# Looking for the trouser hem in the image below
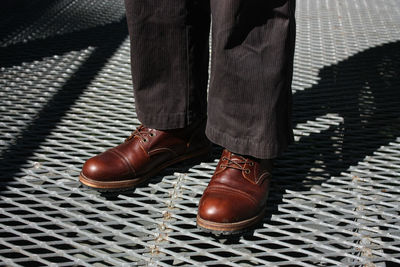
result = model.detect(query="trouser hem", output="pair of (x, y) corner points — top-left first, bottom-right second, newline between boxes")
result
(137, 110), (204, 130)
(205, 124), (293, 159)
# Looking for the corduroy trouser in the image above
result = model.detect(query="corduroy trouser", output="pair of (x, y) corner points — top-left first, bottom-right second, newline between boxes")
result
(124, 0), (296, 159)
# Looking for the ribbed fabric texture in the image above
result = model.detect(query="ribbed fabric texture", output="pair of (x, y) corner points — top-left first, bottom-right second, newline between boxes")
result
(124, 0), (296, 159)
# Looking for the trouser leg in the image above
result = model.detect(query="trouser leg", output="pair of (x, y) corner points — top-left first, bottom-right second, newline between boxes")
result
(124, 0), (210, 129)
(206, 0), (296, 159)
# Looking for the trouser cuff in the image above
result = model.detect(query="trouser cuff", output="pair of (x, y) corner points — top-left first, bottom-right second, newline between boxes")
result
(205, 124), (293, 159)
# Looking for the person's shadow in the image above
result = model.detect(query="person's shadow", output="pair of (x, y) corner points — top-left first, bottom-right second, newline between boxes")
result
(199, 41), (400, 240)
(283, 40), (400, 186)
(0, 13), (128, 190)
(1, 2), (399, 244)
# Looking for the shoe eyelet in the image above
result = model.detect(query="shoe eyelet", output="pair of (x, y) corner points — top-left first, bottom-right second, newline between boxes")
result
(249, 162), (254, 166)
(143, 138), (148, 142)
(150, 133), (155, 137)
(245, 169), (251, 174)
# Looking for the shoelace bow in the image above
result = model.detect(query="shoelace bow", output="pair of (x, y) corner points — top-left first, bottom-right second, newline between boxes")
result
(125, 125), (155, 142)
(221, 154), (253, 174)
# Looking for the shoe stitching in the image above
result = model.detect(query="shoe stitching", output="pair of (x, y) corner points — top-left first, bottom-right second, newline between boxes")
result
(148, 147), (178, 157)
(109, 149), (137, 176)
(205, 184), (258, 206)
(257, 171), (272, 185)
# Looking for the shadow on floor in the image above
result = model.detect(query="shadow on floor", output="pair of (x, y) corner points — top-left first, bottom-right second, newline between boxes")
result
(0, 1), (399, 244)
(0, 6), (129, 190)
(204, 41), (400, 240)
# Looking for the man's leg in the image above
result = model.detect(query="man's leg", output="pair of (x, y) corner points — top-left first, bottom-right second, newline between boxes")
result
(197, 0), (296, 233)
(206, 0), (296, 159)
(125, 0), (210, 129)
(79, 0), (212, 191)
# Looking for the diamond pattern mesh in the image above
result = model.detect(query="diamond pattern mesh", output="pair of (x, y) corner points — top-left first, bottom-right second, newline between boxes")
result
(1, 0), (400, 266)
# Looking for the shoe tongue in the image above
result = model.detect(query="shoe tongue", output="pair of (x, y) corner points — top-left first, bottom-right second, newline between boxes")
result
(226, 153), (247, 169)
(139, 125), (151, 132)
(230, 153), (243, 161)
(228, 151), (247, 162)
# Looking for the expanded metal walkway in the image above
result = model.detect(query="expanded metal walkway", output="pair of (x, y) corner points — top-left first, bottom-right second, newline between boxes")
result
(1, 0), (400, 266)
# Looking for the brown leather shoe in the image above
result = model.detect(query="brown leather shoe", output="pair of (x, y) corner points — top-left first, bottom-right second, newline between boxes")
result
(79, 120), (211, 191)
(197, 149), (273, 234)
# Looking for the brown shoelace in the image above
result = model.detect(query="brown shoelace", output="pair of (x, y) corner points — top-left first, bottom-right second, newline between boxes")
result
(125, 125), (155, 142)
(220, 154), (253, 174)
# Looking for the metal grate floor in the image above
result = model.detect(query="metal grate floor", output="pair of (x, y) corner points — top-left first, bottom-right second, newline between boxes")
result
(1, 0), (400, 266)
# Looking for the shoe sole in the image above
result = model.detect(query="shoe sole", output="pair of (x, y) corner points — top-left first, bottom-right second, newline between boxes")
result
(79, 145), (212, 192)
(196, 206), (267, 235)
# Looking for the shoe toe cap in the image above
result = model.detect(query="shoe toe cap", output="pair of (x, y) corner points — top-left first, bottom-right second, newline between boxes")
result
(81, 156), (108, 181)
(198, 189), (257, 224)
(81, 152), (130, 182)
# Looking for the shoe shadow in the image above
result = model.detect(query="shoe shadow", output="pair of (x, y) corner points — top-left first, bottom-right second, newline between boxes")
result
(199, 41), (400, 240)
